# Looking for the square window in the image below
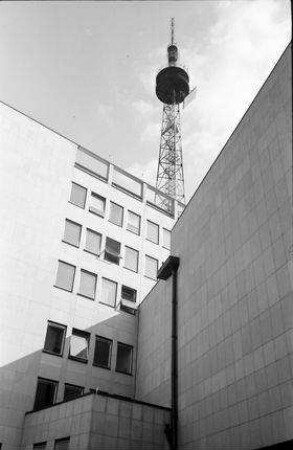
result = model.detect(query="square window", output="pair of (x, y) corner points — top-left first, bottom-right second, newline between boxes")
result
(145, 255), (158, 280)
(54, 438), (70, 450)
(85, 229), (101, 255)
(63, 383), (84, 401)
(127, 211), (141, 235)
(104, 237), (121, 265)
(79, 270), (97, 299)
(120, 286), (137, 315)
(93, 336), (112, 369)
(69, 329), (90, 362)
(124, 246), (139, 272)
(109, 202), (124, 227)
(89, 192), (106, 217)
(101, 278), (117, 308)
(55, 261), (75, 292)
(147, 220), (159, 244)
(34, 377), (58, 411)
(43, 321), (66, 356)
(115, 343), (133, 375)
(163, 228), (171, 249)
(33, 443), (47, 449)
(63, 219), (82, 247)
(69, 182), (87, 208)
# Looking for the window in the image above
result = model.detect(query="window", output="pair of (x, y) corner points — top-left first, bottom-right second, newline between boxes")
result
(145, 255), (158, 280)
(69, 182), (87, 208)
(34, 378), (58, 410)
(93, 336), (112, 369)
(120, 286), (137, 315)
(55, 261), (75, 292)
(89, 192), (106, 217)
(127, 211), (141, 235)
(69, 329), (90, 363)
(54, 438), (70, 450)
(63, 219), (82, 247)
(124, 246), (139, 272)
(147, 220), (159, 244)
(104, 237), (121, 265)
(79, 270), (97, 299)
(109, 202), (124, 227)
(63, 383), (84, 401)
(101, 278), (117, 308)
(163, 228), (171, 249)
(33, 443), (47, 449)
(115, 343), (133, 375)
(43, 321), (66, 356)
(85, 229), (101, 255)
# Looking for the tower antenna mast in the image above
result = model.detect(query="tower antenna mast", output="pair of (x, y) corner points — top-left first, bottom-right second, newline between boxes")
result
(155, 18), (189, 208)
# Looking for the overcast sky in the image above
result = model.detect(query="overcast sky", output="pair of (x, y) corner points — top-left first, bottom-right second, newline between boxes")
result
(0, 0), (291, 200)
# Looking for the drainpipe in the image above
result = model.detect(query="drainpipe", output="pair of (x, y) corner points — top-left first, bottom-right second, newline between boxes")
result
(157, 255), (180, 450)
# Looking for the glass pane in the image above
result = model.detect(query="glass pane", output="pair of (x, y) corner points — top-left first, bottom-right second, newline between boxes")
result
(116, 344), (132, 374)
(121, 286), (136, 302)
(64, 220), (81, 247)
(34, 379), (56, 410)
(113, 168), (142, 197)
(54, 438), (70, 450)
(79, 271), (96, 298)
(124, 247), (138, 272)
(147, 221), (159, 244)
(64, 384), (84, 401)
(101, 278), (117, 307)
(76, 148), (109, 180)
(163, 228), (171, 249)
(33, 444), (47, 449)
(55, 262), (75, 291)
(90, 193), (105, 217)
(145, 256), (158, 279)
(44, 324), (65, 355)
(70, 334), (89, 360)
(109, 202), (123, 227)
(127, 211), (140, 235)
(70, 183), (87, 208)
(104, 238), (121, 265)
(85, 230), (101, 255)
(94, 338), (112, 368)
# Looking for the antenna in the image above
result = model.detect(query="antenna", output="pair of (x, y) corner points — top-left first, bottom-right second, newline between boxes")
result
(170, 17), (175, 45)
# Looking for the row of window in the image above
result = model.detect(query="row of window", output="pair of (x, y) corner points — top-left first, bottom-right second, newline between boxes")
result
(63, 219), (159, 277)
(33, 437), (69, 450)
(55, 260), (138, 312)
(43, 320), (133, 373)
(70, 181), (171, 247)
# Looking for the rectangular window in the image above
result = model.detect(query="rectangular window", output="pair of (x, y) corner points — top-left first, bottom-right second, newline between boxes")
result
(54, 438), (70, 450)
(104, 237), (121, 265)
(120, 286), (137, 315)
(101, 278), (117, 308)
(93, 336), (112, 369)
(69, 329), (90, 363)
(79, 270), (97, 299)
(109, 201), (124, 227)
(55, 261), (75, 292)
(124, 246), (139, 272)
(163, 228), (171, 249)
(33, 443), (47, 449)
(34, 378), (58, 411)
(147, 220), (159, 244)
(69, 182), (87, 208)
(63, 219), (82, 247)
(127, 211), (140, 235)
(89, 192), (106, 217)
(115, 343), (133, 375)
(43, 321), (66, 356)
(85, 229), (101, 255)
(63, 383), (84, 402)
(145, 255), (158, 280)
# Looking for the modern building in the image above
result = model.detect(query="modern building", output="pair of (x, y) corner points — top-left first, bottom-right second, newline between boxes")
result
(0, 42), (291, 450)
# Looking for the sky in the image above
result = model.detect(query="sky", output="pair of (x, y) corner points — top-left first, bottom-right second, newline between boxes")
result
(0, 0), (291, 201)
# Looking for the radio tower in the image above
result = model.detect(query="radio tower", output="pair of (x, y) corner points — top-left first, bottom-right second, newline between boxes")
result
(155, 18), (189, 206)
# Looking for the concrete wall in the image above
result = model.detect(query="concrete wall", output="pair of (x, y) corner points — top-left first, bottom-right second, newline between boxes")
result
(137, 43), (292, 450)
(21, 393), (170, 450)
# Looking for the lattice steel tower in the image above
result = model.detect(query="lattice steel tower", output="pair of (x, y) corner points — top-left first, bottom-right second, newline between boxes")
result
(155, 19), (189, 205)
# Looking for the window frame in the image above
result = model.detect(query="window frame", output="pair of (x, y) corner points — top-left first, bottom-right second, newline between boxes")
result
(89, 192), (106, 218)
(54, 260), (76, 293)
(34, 377), (58, 411)
(120, 286), (137, 315)
(115, 342), (133, 376)
(78, 269), (97, 300)
(146, 220), (160, 245)
(144, 255), (158, 280)
(63, 383), (84, 402)
(43, 321), (67, 357)
(100, 277), (118, 308)
(126, 210), (141, 235)
(93, 335), (113, 370)
(123, 246), (139, 273)
(68, 328), (90, 364)
(104, 237), (121, 265)
(69, 182), (87, 209)
(109, 201), (124, 227)
(84, 228), (102, 256)
(63, 219), (82, 248)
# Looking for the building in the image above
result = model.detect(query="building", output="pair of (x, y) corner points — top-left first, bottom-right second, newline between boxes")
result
(0, 42), (291, 450)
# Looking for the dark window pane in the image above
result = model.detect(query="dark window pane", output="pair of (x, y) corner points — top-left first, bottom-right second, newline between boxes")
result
(33, 443), (47, 449)
(54, 438), (70, 450)
(34, 378), (57, 410)
(44, 322), (66, 355)
(94, 337), (112, 368)
(115, 343), (133, 375)
(104, 237), (121, 265)
(63, 384), (84, 401)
